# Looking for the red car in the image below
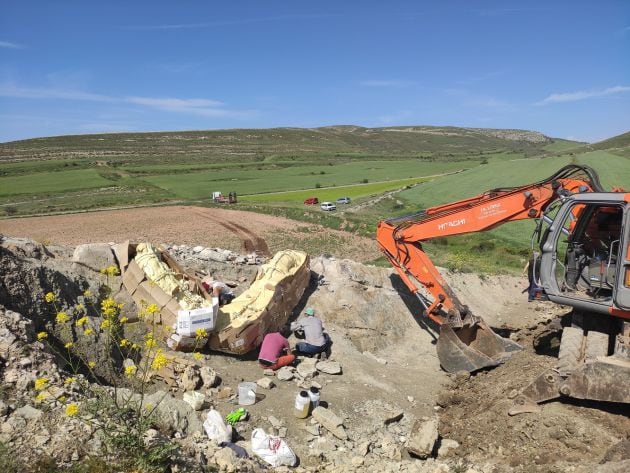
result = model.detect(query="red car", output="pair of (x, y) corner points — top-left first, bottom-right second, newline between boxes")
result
(304, 197), (319, 205)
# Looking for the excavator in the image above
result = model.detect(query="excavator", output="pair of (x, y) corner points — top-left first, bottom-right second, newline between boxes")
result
(376, 164), (630, 413)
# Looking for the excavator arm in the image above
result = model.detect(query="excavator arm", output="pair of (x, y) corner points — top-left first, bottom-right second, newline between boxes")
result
(376, 165), (602, 372)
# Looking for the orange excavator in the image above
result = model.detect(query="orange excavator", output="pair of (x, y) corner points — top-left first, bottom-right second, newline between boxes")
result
(376, 164), (630, 412)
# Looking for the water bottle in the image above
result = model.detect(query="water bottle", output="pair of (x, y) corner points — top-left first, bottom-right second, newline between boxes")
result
(294, 390), (310, 419)
(307, 386), (320, 411)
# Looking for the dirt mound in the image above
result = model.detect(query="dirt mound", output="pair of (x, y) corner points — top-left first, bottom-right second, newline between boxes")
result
(438, 322), (630, 472)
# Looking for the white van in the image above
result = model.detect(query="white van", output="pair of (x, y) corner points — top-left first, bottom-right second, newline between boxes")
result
(320, 202), (337, 211)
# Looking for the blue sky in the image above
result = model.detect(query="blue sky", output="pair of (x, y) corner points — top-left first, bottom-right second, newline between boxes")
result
(1, 0), (628, 143)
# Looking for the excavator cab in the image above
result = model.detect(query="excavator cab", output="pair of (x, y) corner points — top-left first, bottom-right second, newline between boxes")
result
(509, 194), (630, 414)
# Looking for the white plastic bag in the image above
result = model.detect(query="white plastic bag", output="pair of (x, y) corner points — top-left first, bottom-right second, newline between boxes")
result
(251, 428), (297, 467)
(203, 409), (232, 445)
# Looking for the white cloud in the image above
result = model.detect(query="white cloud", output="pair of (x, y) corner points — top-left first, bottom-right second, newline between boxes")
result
(0, 83), (113, 101)
(0, 41), (25, 49)
(536, 86), (630, 105)
(360, 80), (416, 88)
(0, 82), (257, 119)
(125, 14), (336, 30)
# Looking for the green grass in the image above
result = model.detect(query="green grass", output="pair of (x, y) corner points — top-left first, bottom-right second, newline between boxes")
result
(387, 150), (630, 272)
(141, 160), (472, 200)
(240, 176), (447, 203)
(0, 169), (114, 198)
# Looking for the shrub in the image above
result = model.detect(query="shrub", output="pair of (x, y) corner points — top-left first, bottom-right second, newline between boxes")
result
(34, 266), (202, 472)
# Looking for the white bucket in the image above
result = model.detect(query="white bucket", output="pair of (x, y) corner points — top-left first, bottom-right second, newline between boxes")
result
(238, 382), (257, 406)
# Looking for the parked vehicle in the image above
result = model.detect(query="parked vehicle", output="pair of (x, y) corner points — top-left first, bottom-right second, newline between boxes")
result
(336, 197), (351, 204)
(304, 197), (319, 205)
(320, 202), (336, 211)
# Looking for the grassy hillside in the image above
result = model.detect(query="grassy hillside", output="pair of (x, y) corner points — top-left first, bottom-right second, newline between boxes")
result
(0, 125), (562, 165)
(0, 125), (581, 216)
(2, 125), (628, 276)
(391, 150), (630, 273)
(590, 131), (630, 158)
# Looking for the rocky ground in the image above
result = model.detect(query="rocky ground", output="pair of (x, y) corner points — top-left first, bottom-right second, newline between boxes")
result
(0, 207), (629, 473)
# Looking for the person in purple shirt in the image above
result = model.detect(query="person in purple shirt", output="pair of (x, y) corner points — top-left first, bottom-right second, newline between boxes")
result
(258, 325), (296, 370)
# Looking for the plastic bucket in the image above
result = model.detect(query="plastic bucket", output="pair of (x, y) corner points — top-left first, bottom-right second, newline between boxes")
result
(238, 382), (257, 406)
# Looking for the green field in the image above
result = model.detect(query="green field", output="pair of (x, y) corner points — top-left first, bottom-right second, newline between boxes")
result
(1, 126), (627, 274)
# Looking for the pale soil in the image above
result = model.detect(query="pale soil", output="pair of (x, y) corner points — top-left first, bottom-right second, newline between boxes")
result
(2, 206), (628, 471)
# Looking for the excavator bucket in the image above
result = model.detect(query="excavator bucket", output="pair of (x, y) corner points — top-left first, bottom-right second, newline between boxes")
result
(436, 318), (522, 373)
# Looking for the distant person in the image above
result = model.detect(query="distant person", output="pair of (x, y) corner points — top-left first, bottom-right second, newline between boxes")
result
(202, 277), (235, 306)
(258, 325), (296, 370)
(291, 307), (331, 358)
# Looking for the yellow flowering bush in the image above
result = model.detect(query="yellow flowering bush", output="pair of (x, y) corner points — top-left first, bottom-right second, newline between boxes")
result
(36, 269), (178, 470)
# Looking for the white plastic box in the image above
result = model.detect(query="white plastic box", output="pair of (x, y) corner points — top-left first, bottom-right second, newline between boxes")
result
(176, 304), (217, 337)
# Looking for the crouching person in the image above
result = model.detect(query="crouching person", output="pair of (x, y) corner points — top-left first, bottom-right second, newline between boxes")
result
(258, 325), (296, 370)
(291, 307), (331, 358)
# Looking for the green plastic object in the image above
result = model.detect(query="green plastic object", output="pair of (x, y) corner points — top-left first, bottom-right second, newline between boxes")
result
(225, 407), (247, 425)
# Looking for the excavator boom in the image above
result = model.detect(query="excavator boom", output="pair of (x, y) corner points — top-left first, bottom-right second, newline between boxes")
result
(376, 165), (603, 372)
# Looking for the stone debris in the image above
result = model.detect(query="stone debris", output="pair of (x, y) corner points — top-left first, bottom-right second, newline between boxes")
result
(179, 366), (202, 391)
(183, 391), (206, 411)
(312, 406), (347, 440)
(199, 366), (219, 388)
(297, 358), (319, 378)
(406, 416), (439, 459)
(276, 366), (295, 381)
(257, 377), (275, 390)
(315, 360), (342, 375)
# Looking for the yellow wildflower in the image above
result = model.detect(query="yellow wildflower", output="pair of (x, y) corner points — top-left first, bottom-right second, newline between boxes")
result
(145, 333), (156, 349)
(195, 328), (208, 340)
(84, 328), (94, 336)
(146, 303), (159, 314)
(124, 365), (137, 377)
(64, 342), (73, 349)
(65, 403), (79, 417)
(58, 395), (66, 402)
(75, 316), (88, 327)
(103, 265), (120, 276)
(35, 378), (49, 391)
(83, 289), (91, 297)
(45, 292), (56, 303)
(37, 332), (48, 341)
(145, 403), (154, 411)
(101, 298), (118, 318)
(75, 303), (84, 311)
(88, 361), (96, 369)
(151, 350), (169, 370)
(100, 319), (112, 330)
(193, 352), (202, 361)
(120, 338), (129, 347)
(64, 377), (77, 385)
(119, 316), (128, 324)
(35, 392), (48, 402)
(131, 343), (140, 350)
(56, 311), (69, 324)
